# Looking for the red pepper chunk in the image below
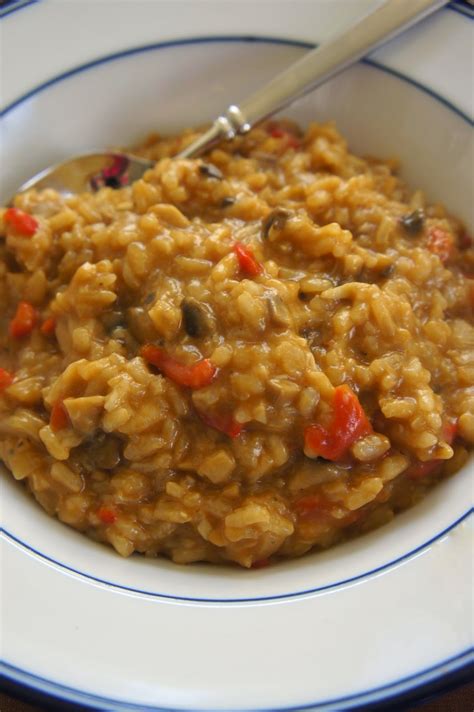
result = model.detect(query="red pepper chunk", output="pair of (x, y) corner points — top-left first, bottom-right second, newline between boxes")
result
(427, 227), (454, 263)
(294, 494), (330, 520)
(141, 344), (217, 389)
(40, 317), (56, 336)
(97, 506), (118, 525)
(234, 242), (263, 277)
(405, 418), (457, 480)
(0, 368), (14, 391)
(304, 385), (372, 461)
(269, 126), (301, 150)
(4, 207), (38, 236)
(50, 400), (69, 431)
(443, 419), (458, 445)
(199, 411), (243, 438)
(251, 558), (270, 569)
(405, 460), (442, 480)
(9, 301), (38, 339)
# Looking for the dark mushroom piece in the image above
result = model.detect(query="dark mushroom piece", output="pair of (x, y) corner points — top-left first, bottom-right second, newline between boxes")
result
(143, 292), (156, 305)
(4, 251), (22, 273)
(199, 163), (223, 180)
(380, 264), (395, 279)
(262, 208), (291, 240)
(94, 436), (123, 470)
(102, 310), (126, 333)
(266, 293), (291, 327)
(181, 298), (216, 338)
(126, 307), (157, 342)
(299, 325), (323, 350)
(83, 433), (123, 471)
(400, 208), (425, 235)
(220, 196), (236, 208)
(252, 151), (279, 165)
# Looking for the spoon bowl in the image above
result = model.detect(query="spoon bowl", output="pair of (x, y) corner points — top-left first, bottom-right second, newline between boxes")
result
(14, 152), (154, 197)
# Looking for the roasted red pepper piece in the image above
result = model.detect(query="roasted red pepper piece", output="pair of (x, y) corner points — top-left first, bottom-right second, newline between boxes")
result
(141, 344), (217, 389)
(4, 207), (39, 236)
(97, 506), (118, 525)
(304, 385), (372, 461)
(0, 368), (14, 391)
(251, 558), (270, 569)
(9, 301), (38, 339)
(234, 242), (263, 277)
(40, 317), (56, 336)
(269, 126), (301, 150)
(405, 460), (442, 480)
(443, 419), (458, 445)
(427, 227), (454, 263)
(405, 418), (457, 480)
(199, 411), (243, 438)
(294, 494), (331, 520)
(50, 400), (69, 431)
(459, 232), (472, 250)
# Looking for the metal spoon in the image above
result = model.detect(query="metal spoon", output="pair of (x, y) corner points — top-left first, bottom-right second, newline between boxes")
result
(11, 0), (446, 198)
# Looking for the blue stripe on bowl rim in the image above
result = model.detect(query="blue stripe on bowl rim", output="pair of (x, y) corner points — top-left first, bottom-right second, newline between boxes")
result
(0, 0), (473, 21)
(1, 33), (473, 711)
(448, 0), (474, 19)
(0, 0), (38, 19)
(2, 508), (473, 603)
(1, 36), (473, 122)
(1, 649), (473, 711)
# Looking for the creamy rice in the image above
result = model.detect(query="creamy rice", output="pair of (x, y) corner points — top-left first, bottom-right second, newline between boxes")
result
(1, 119), (472, 567)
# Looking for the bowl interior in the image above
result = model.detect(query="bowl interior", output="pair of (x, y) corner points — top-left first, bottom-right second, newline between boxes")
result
(1, 38), (472, 600)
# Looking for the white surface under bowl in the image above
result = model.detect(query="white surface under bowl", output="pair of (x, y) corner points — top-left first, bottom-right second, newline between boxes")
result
(1, 2), (473, 711)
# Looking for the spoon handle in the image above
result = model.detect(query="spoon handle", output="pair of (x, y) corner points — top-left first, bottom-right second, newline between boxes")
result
(178, 0), (447, 159)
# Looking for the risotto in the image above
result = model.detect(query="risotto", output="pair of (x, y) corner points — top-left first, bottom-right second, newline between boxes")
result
(1, 120), (473, 567)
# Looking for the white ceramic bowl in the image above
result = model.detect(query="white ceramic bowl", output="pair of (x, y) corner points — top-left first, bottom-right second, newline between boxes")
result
(1, 1), (473, 710)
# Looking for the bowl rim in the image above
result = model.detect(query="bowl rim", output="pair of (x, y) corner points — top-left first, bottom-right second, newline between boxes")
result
(1, 33), (472, 604)
(1, 510), (471, 603)
(2, 650), (473, 711)
(1, 0), (473, 21)
(1, 35), (473, 125)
